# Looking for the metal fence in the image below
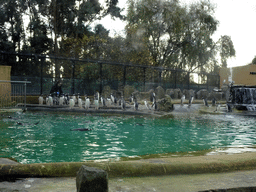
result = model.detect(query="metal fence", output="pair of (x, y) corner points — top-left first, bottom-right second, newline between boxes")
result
(0, 80), (31, 109)
(1, 51), (220, 96)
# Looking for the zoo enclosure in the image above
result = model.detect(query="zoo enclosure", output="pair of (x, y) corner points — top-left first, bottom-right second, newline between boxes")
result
(0, 80), (31, 109)
(1, 51), (220, 96)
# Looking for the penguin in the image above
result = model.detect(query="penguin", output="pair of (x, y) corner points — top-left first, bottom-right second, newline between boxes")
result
(59, 94), (64, 106)
(94, 92), (99, 110)
(144, 100), (151, 110)
(101, 96), (106, 107)
(181, 95), (185, 106)
(69, 97), (75, 109)
(78, 96), (83, 109)
(72, 94), (77, 104)
(121, 96), (126, 110)
(106, 98), (111, 107)
(203, 97), (209, 107)
(39, 95), (44, 105)
(212, 97), (216, 106)
(134, 96), (139, 111)
(64, 93), (69, 105)
(188, 96), (194, 108)
(85, 96), (90, 110)
(48, 94), (53, 106)
(129, 94), (134, 103)
(151, 94), (157, 110)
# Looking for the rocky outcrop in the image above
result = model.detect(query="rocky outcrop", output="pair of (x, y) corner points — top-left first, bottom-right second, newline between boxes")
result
(76, 165), (108, 192)
(157, 95), (174, 112)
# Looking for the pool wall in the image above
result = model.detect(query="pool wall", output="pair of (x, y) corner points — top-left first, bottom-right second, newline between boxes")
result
(1, 153), (256, 179)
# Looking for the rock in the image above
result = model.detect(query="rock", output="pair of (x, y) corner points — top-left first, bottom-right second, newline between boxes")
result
(156, 86), (165, 99)
(197, 89), (209, 99)
(102, 86), (112, 98)
(157, 95), (174, 112)
(173, 89), (182, 99)
(183, 89), (195, 99)
(124, 85), (136, 99)
(76, 165), (108, 192)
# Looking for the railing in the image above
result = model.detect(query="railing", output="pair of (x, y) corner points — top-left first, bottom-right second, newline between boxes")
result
(0, 80), (31, 110)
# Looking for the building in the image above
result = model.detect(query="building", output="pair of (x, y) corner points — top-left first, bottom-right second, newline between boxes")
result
(219, 64), (256, 88)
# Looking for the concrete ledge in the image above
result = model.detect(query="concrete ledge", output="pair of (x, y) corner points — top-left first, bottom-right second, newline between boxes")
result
(1, 153), (256, 179)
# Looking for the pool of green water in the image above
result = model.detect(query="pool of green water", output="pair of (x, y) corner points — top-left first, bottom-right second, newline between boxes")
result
(1, 111), (256, 164)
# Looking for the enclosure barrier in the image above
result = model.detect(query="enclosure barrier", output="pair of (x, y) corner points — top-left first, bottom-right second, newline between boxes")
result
(0, 80), (31, 110)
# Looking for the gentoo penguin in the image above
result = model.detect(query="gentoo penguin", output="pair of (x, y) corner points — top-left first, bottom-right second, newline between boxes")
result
(78, 96), (83, 109)
(144, 100), (151, 110)
(203, 97), (209, 107)
(85, 96), (90, 110)
(151, 93), (157, 110)
(188, 96), (194, 108)
(39, 95), (44, 105)
(94, 92), (100, 110)
(134, 96), (139, 111)
(69, 97), (75, 109)
(121, 96), (126, 110)
(59, 94), (64, 106)
(181, 95), (185, 106)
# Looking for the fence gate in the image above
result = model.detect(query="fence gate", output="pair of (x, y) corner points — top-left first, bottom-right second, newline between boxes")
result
(0, 80), (31, 110)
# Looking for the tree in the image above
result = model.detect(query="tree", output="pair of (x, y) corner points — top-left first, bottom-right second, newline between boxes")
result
(252, 56), (256, 64)
(125, 0), (219, 73)
(218, 35), (236, 68)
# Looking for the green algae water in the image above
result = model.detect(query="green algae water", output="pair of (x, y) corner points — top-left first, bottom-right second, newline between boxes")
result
(1, 111), (256, 164)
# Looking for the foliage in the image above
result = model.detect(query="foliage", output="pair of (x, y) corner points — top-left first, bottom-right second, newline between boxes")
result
(125, 0), (234, 74)
(252, 56), (256, 64)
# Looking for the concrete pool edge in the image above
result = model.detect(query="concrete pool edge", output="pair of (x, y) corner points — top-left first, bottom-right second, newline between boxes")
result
(1, 152), (256, 179)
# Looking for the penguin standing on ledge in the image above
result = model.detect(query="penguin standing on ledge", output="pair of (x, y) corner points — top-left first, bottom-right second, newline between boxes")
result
(181, 95), (185, 106)
(134, 95), (139, 111)
(188, 96), (194, 108)
(151, 93), (157, 110)
(121, 96), (126, 110)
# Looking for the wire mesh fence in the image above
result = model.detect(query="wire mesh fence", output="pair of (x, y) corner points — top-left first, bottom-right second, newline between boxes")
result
(0, 80), (31, 108)
(1, 52), (220, 96)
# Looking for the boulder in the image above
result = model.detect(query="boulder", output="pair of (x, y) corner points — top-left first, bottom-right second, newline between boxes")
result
(166, 89), (174, 98)
(156, 86), (165, 99)
(76, 165), (108, 192)
(157, 95), (174, 112)
(197, 89), (209, 99)
(183, 89), (195, 99)
(173, 89), (182, 99)
(124, 85), (136, 99)
(102, 86), (112, 98)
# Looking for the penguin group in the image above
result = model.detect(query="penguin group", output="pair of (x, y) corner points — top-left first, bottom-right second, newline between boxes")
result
(38, 91), (159, 111)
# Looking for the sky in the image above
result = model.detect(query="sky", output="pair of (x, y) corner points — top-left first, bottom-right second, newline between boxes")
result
(96, 0), (256, 68)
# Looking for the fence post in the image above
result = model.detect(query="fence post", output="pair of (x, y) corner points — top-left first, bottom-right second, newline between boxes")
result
(40, 56), (45, 95)
(123, 65), (126, 87)
(187, 72), (190, 90)
(99, 63), (103, 94)
(158, 69), (162, 87)
(143, 67), (146, 91)
(72, 60), (75, 94)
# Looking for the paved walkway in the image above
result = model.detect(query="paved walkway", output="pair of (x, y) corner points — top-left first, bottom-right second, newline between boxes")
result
(1, 170), (256, 192)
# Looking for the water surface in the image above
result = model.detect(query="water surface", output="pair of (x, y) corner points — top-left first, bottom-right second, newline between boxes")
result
(1, 112), (256, 164)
